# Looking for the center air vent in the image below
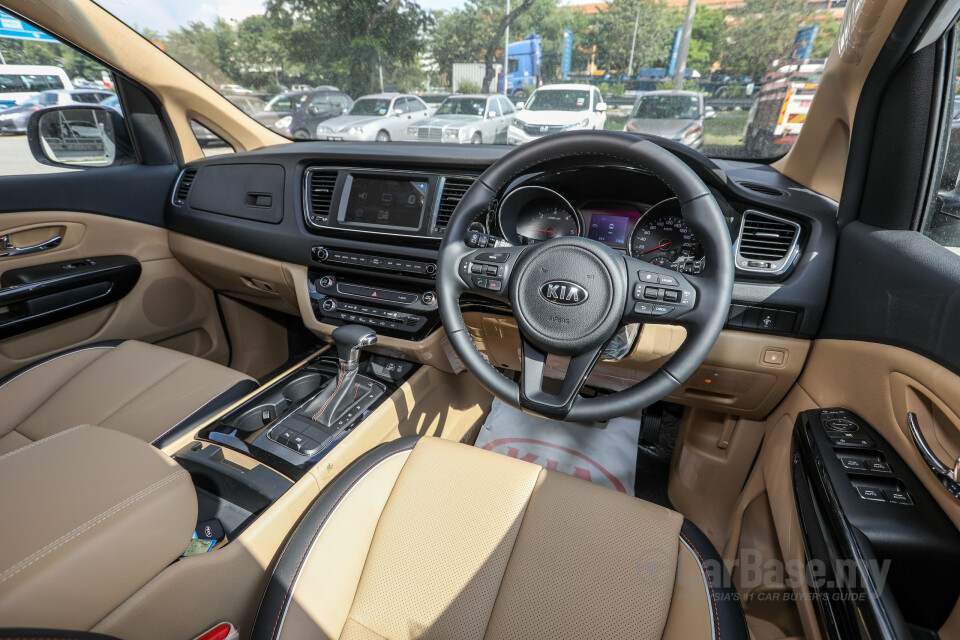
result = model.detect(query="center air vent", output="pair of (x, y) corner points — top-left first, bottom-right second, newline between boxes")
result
(736, 211), (801, 274)
(436, 176), (476, 228)
(172, 168), (197, 206)
(306, 169), (338, 223)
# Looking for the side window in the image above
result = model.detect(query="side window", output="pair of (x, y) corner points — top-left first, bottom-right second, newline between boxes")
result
(925, 25), (960, 249)
(407, 98), (423, 113)
(501, 97), (515, 114)
(331, 95), (349, 112)
(0, 18), (121, 176)
(488, 99), (501, 117)
(593, 88), (603, 108)
(394, 98), (409, 114)
(191, 120), (234, 158)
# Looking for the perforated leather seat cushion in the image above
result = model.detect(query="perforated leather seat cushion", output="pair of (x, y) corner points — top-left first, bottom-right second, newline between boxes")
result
(253, 436), (748, 640)
(0, 340), (256, 454)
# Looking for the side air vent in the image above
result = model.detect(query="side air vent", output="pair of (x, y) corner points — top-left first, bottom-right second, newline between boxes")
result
(306, 170), (338, 221)
(436, 176), (476, 228)
(737, 181), (786, 197)
(735, 211), (801, 275)
(172, 168), (197, 206)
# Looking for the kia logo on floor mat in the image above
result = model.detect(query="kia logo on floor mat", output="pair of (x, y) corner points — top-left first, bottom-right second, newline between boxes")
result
(539, 281), (588, 305)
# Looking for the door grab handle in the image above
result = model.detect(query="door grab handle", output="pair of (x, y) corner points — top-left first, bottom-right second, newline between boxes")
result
(907, 411), (960, 497)
(0, 234), (63, 258)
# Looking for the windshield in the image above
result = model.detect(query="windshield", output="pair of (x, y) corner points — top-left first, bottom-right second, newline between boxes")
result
(91, 0), (843, 159)
(350, 99), (392, 116)
(633, 95), (699, 119)
(525, 90), (590, 112)
(436, 97), (485, 117)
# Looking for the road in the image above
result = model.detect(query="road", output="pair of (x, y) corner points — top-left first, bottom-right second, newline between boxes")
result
(0, 135), (71, 176)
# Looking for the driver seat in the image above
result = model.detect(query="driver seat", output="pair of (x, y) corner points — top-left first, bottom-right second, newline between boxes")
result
(251, 436), (749, 640)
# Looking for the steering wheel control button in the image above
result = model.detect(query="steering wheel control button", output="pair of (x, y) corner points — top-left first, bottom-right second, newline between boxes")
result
(487, 279), (502, 292)
(471, 264), (483, 274)
(663, 289), (681, 303)
(472, 276), (487, 289)
(634, 302), (654, 315)
(638, 271), (659, 283)
(476, 251), (509, 263)
(658, 275), (679, 287)
(485, 266), (498, 276)
(651, 304), (673, 316)
(643, 286), (659, 300)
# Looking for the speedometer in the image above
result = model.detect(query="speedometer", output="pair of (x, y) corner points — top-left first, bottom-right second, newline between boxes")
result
(498, 185), (582, 245)
(629, 200), (704, 272)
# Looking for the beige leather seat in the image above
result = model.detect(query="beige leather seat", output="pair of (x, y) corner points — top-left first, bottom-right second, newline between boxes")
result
(251, 436), (749, 640)
(0, 339), (256, 455)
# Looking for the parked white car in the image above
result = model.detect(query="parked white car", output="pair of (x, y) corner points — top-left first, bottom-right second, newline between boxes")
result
(404, 94), (516, 144)
(316, 93), (432, 142)
(507, 84), (606, 145)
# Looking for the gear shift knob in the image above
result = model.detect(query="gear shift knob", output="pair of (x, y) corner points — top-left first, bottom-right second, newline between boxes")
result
(331, 324), (377, 366)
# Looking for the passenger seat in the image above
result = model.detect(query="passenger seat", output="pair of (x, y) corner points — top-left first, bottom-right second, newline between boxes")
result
(0, 340), (257, 455)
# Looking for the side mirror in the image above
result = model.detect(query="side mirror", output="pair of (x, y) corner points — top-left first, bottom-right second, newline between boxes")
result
(596, 102), (608, 112)
(393, 108), (404, 116)
(27, 106), (134, 169)
(342, 108), (348, 115)
(307, 105), (320, 116)
(704, 106), (717, 119)
(517, 101), (525, 110)
(486, 111), (495, 119)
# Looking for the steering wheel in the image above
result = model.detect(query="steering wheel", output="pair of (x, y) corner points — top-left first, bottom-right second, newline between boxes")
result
(437, 131), (734, 422)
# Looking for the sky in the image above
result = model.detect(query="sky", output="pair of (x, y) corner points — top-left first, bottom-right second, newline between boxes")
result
(96, 0), (595, 35)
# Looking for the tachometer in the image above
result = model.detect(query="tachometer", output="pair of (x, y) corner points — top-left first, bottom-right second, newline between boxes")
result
(629, 200), (704, 272)
(498, 185), (582, 245)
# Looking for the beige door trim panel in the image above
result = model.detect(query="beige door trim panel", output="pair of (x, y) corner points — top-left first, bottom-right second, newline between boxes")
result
(0, 213), (228, 376)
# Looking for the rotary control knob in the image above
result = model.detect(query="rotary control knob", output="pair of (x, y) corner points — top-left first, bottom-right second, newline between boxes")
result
(318, 275), (335, 289)
(311, 246), (329, 262)
(421, 291), (437, 305)
(321, 298), (337, 312)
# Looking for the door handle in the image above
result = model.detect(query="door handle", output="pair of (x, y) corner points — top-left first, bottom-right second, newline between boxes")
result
(0, 234), (62, 258)
(907, 411), (960, 498)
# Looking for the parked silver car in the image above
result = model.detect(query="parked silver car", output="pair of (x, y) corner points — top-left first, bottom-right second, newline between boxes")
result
(316, 93), (432, 142)
(623, 90), (715, 150)
(404, 94), (515, 144)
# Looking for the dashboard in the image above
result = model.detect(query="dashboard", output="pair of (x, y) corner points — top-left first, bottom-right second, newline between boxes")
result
(165, 141), (838, 346)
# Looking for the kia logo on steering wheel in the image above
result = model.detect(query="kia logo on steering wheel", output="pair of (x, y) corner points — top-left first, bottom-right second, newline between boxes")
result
(539, 281), (588, 306)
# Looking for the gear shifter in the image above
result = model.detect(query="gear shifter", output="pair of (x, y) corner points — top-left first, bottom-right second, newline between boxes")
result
(300, 325), (377, 428)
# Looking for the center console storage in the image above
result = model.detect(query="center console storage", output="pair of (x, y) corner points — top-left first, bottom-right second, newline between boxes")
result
(198, 348), (418, 480)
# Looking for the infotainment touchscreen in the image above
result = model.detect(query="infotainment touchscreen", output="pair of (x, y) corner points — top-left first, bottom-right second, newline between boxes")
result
(340, 175), (429, 231)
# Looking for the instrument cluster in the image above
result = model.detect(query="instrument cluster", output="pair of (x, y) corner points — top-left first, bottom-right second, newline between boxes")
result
(494, 184), (705, 274)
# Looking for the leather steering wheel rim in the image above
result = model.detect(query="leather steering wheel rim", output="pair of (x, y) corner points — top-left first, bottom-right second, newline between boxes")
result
(437, 131), (734, 422)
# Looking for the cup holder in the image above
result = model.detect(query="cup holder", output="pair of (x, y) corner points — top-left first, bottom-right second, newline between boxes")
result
(222, 371), (328, 432)
(282, 373), (325, 404)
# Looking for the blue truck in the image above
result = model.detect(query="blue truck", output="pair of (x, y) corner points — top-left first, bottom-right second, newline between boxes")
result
(497, 33), (542, 99)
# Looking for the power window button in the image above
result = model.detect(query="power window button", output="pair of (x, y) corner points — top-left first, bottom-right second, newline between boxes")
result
(856, 486), (886, 502)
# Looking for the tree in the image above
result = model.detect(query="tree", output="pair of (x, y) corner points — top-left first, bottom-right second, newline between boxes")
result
(430, 9), (487, 84)
(724, 0), (814, 78)
(684, 7), (725, 72)
(481, 0), (537, 93)
(589, 0), (674, 73)
(810, 14), (841, 60)
(266, 0), (430, 94)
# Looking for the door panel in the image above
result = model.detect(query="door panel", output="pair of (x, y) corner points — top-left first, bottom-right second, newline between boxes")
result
(0, 211), (228, 376)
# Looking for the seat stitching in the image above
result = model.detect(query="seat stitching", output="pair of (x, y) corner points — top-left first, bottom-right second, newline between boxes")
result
(268, 445), (416, 640)
(0, 469), (187, 584)
(150, 382), (253, 446)
(311, 361), (345, 422)
(0, 424), (86, 464)
(93, 358), (192, 427)
(0, 346), (116, 392)
(680, 531), (722, 640)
